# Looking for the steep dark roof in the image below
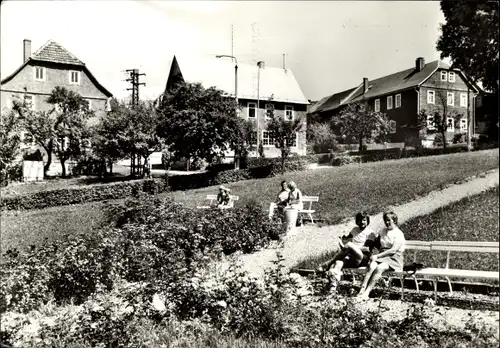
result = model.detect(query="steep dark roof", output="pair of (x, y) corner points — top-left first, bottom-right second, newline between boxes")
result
(310, 60), (460, 114)
(31, 40), (85, 66)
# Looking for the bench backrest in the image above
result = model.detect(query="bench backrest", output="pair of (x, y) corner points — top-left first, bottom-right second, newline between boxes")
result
(302, 196), (319, 202)
(405, 240), (499, 268)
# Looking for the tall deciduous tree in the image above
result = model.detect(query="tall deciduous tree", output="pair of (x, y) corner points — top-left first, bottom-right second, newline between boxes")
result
(0, 109), (23, 184)
(437, 1), (499, 93)
(157, 82), (241, 164)
(47, 87), (93, 177)
(332, 102), (390, 152)
(418, 85), (464, 149)
(265, 102), (305, 173)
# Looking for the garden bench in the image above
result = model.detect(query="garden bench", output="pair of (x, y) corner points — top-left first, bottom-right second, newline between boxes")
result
(343, 240), (499, 300)
(269, 195), (319, 224)
(197, 194), (239, 209)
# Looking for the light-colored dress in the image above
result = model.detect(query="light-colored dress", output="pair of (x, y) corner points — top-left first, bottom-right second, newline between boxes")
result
(288, 188), (303, 211)
(376, 226), (405, 270)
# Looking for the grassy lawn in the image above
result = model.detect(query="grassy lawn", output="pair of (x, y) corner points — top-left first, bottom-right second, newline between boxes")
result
(293, 186), (499, 273)
(0, 201), (111, 254)
(2, 149), (498, 253)
(165, 149), (499, 224)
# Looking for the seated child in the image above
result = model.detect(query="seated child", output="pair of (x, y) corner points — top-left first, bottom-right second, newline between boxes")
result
(216, 186), (231, 208)
(317, 211), (377, 288)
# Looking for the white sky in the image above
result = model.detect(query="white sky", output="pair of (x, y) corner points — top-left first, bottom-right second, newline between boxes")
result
(1, 1), (447, 101)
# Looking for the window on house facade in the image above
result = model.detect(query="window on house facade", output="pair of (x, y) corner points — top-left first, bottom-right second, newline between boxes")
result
(448, 71), (456, 83)
(23, 132), (35, 146)
(446, 117), (455, 132)
(265, 103), (274, 119)
(460, 93), (468, 108)
(24, 95), (34, 110)
(285, 105), (294, 121)
(87, 100), (92, 110)
(34, 67), (46, 81)
(287, 132), (298, 147)
(69, 71), (80, 85)
(460, 118), (467, 132)
(447, 92), (454, 106)
(262, 131), (275, 146)
(427, 115), (435, 130)
(440, 71), (447, 81)
(427, 90), (435, 104)
(250, 131), (257, 145)
(374, 99), (380, 112)
(387, 96), (393, 110)
(389, 120), (397, 134)
(395, 94), (401, 108)
(247, 102), (256, 118)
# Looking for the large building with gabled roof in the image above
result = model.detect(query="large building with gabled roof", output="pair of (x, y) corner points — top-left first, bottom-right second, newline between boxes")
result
(1, 39), (112, 118)
(308, 57), (479, 147)
(163, 55), (310, 157)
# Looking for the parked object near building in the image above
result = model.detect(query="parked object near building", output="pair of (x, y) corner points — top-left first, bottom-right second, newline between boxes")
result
(308, 57), (480, 148)
(162, 55), (309, 158)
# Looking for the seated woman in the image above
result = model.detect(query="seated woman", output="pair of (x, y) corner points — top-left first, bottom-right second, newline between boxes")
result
(216, 186), (231, 208)
(357, 208), (405, 300)
(269, 180), (290, 220)
(317, 211), (377, 290)
(287, 181), (303, 210)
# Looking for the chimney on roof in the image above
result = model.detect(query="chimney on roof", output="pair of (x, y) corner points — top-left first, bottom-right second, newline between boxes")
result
(363, 77), (369, 94)
(415, 57), (425, 72)
(257, 61), (265, 69)
(23, 39), (31, 63)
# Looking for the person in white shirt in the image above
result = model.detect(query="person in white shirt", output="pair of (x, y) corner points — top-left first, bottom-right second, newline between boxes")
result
(317, 212), (377, 288)
(357, 208), (406, 299)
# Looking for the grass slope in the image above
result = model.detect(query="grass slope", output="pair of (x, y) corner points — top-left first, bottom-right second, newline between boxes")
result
(166, 149), (499, 224)
(1, 150), (498, 253)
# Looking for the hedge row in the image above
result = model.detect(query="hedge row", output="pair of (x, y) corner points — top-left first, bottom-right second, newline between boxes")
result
(169, 160), (308, 191)
(1, 179), (168, 211)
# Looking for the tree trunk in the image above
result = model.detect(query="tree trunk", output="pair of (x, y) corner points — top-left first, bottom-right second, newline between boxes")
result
(43, 140), (54, 176)
(358, 136), (364, 153)
(441, 130), (447, 149)
(60, 158), (67, 177)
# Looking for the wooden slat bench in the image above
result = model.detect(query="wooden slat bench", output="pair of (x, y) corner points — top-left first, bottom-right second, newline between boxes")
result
(300, 196), (319, 224)
(342, 240), (499, 300)
(269, 195), (319, 224)
(197, 194), (239, 209)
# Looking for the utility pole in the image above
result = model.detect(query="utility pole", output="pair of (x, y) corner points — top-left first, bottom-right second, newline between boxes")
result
(125, 69), (146, 176)
(126, 69), (146, 106)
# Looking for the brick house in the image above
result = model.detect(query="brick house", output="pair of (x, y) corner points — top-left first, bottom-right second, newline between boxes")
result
(163, 55), (309, 158)
(1, 39), (113, 175)
(308, 58), (479, 147)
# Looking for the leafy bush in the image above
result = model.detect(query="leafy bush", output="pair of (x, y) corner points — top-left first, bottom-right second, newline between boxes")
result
(1, 178), (168, 211)
(329, 152), (362, 166)
(452, 132), (467, 144)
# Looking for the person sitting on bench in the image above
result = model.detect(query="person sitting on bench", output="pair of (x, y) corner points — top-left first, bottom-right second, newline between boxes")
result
(357, 208), (405, 300)
(317, 211), (377, 290)
(269, 180), (290, 220)
(216, 186), (231, 208)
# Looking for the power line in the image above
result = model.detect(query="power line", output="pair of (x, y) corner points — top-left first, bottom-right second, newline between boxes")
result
(126, 69), (146, 105)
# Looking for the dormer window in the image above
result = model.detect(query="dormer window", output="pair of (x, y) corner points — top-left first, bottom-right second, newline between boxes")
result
(69, 71), (80, 85)
(34, 67), (46, 81)
(440, 71), (447, 81)
(285, 105), (294, 121)
(448, 71), (456, 83)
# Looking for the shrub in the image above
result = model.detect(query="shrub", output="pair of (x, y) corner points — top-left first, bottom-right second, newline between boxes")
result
(0, 178), (168, 211)
(329, 152), (361, 166)
(452, 132), (467, 144)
